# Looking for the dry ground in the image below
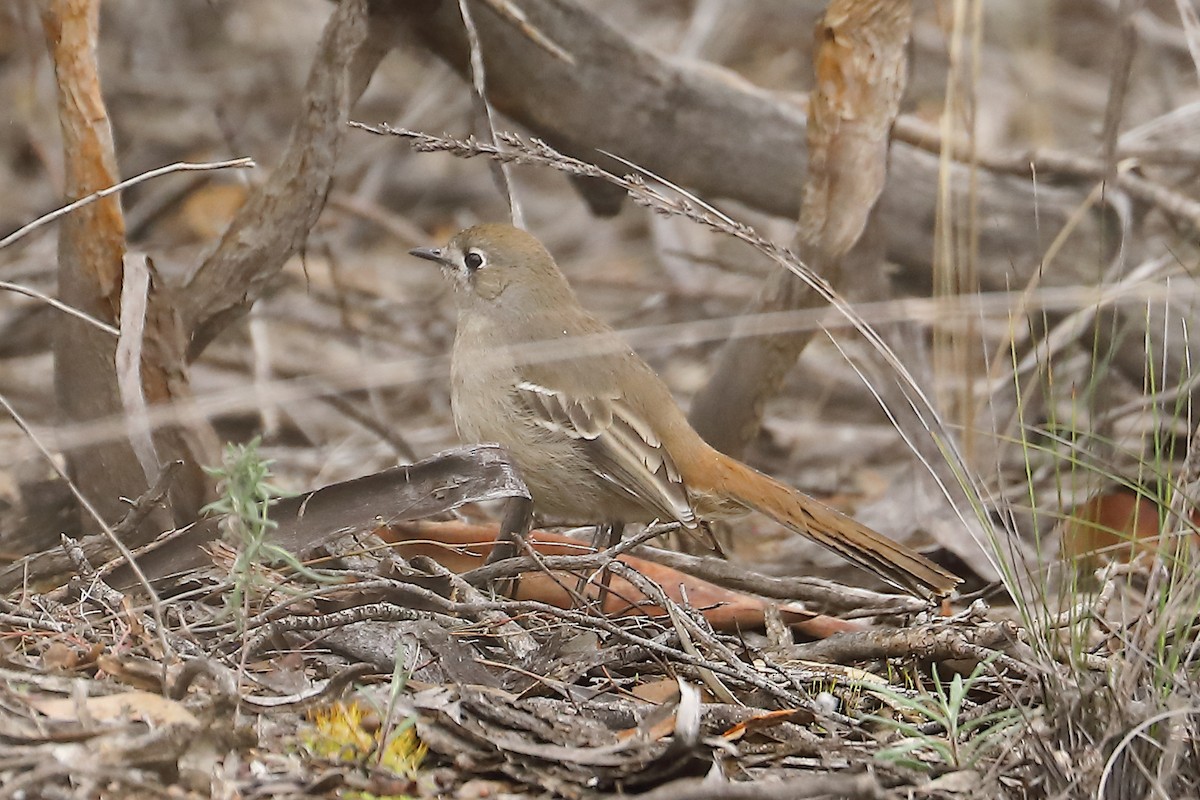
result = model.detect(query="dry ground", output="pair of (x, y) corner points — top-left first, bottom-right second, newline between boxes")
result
(2, 2), (1200, 798)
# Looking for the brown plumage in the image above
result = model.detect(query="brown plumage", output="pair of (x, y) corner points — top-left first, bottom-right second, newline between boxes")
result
(411, 224), (961, 599)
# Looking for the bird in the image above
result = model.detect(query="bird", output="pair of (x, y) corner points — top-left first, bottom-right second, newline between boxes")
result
(410, 223), (961, 599)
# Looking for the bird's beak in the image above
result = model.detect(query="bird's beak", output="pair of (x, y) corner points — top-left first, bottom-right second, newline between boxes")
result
(409, 246), (450, 266)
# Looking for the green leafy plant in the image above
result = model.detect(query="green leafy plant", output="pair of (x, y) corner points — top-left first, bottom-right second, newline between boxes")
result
(203, 437), (329, 623)
(866, 659), (1021, 773)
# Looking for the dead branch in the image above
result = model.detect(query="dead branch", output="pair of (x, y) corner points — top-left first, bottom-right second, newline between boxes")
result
(244, 586), (811, 709)
(117, 443), (530, 587)
(37, 3), (234, 540)
(785, 619), (1034, 676)
(386, 0), (1116, 287)
(383, 518), (862, 635)
(628, 543), (928, 616)
(179, 0), (370, 361)
(0, 158), (254, 251)
(618, 773), (884, 800)
(39, 0), (186, 536)
(690, 0), (912, 455)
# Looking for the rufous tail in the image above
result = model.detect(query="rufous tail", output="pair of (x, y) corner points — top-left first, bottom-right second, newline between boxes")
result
(714, 455), (961, 599)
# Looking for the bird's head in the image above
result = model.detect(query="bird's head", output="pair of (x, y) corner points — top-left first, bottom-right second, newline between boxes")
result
(410, 224), (572, 309)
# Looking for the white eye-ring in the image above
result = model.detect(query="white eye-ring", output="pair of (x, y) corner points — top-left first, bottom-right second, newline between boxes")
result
(464, 249), (486, 271)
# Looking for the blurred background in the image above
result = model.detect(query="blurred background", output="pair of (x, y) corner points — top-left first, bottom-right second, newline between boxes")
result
(2, 0), (1199, 590)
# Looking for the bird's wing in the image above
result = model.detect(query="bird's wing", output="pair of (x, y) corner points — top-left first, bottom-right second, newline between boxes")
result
(514, 381), (697, 528)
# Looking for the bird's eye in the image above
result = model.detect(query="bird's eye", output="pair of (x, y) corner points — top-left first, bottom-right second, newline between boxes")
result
(464, 250), (485, 271)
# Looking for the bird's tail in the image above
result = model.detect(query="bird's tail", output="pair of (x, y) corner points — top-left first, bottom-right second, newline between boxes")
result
(713, 455), (961, 599)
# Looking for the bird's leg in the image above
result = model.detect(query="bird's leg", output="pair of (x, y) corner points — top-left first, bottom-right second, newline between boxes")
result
(666, 519), (728, 556)
(576, 521), (625, 608)
(697, 520), (729, 558)
(485, 495), (534, 597)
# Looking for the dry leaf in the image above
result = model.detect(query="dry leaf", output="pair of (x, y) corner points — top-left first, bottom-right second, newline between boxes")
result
(30, 691), (200, 727)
